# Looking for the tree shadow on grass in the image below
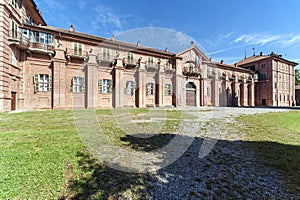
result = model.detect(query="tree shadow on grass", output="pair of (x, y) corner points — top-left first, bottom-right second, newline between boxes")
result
(61, 134), (300, 199)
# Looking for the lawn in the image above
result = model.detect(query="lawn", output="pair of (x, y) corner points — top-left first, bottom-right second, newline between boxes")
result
(0, 108), (189, 199)
(0, 109), (299, 199)
(237, 111), (300, 194)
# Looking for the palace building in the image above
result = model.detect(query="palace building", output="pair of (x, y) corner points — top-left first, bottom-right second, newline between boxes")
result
(0, 0), (298, 111)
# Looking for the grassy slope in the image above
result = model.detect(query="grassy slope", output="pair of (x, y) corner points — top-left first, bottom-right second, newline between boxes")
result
(0, 109), (188, 199)
(237, 111), (300, 194)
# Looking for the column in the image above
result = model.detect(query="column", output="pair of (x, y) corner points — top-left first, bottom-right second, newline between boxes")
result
(137, 62), (146, 108)
(248, 81), (255, 106)
(241, 80), (248, 106)
(157, 66), (164, 107)
(199, 77), (204, 106)
(113, 59), (124, 108)
(86, 53), (97, 109)
(52, 47), (67, 109)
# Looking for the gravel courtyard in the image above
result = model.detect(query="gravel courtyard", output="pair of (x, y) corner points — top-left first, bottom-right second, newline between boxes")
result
(136, 107), (297, 199)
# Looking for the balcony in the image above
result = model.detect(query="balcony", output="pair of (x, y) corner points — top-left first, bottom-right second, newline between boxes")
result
(29, 42), (55, 54)
(163, 65), (175, 73)
(258, 74), (270, 82)
(65, 48), (88, 60)
(182, 67), (201, 76)
(9, 34), (30, 50)
(96, 54), (116, 65)
(145, 62), (159, 71)
(123, 58), (140, 69)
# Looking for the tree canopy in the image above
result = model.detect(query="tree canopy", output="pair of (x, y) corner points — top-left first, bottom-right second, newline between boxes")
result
(296, 69), (300, 85)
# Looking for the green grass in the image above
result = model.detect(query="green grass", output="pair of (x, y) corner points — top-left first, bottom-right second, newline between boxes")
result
(0, 108), (188, 199)
(237, 111), (300, 194)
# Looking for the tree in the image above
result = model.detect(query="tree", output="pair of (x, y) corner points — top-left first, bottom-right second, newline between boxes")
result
(296, 69), (300, 85)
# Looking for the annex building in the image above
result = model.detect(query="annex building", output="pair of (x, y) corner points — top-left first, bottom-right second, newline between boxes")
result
(0, 0), (298, 112)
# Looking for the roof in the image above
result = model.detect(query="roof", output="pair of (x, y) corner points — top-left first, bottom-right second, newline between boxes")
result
(211, 62), (254, 74)
(236, 54), (298, 67)
(23, 24), (178, 58)
(177, 45), (210, 62)
(25, 0), (47, 25)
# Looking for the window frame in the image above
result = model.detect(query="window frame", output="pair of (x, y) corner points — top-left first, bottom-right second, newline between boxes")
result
(74, 42), (83, 56)
(165, 84), (173, 96)
(72, 77), (85, 93)
(34, 73), (52, 92)
(146, 82), (154, 95)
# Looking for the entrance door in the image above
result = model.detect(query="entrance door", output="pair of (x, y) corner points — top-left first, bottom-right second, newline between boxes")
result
(186, 82), (196, 106)
(11, 92), (16, 111)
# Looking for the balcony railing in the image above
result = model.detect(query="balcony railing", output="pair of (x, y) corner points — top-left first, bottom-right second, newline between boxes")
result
(29, 42), (55, 52)
(182, 67), (201, 76)
(9, 33), (30, 49)
(145, 62), (159, 71)
(163, 65), (175, 73)
(123, 58), (140, 68)
(258, 74), (270, 82)
(66, 48), (88, 59)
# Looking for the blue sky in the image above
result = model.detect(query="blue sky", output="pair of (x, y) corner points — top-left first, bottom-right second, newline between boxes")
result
(35, 0), (300, 67)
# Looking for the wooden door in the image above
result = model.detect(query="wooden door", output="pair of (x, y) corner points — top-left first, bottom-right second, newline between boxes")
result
(186, 90), (196, 106)
(11, 92), (16, 111)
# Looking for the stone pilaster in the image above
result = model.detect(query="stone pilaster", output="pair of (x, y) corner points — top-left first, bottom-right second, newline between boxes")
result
(137, 62), (146, 108)
(157, 65), (164, 107)
(113, 59), (124, 108)
(52, 47), (67, 109)
(86, 53), (97, 109)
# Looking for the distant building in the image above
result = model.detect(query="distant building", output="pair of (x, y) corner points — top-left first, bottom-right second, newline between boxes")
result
(236, 52), (298, 106)
(296, 85), (300, 106)
(0, 0), (298, 111)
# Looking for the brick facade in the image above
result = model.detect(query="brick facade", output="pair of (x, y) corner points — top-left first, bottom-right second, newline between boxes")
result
(0, 0), (298, 112)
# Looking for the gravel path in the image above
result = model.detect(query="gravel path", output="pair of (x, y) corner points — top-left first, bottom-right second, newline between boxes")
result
(141, 107), (298, 199)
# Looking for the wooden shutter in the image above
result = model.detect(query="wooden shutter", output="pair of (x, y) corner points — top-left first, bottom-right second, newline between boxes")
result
(164, 84), (168, 96)
(98, 79), (103, 94)
(34, 73), (39, 92)
(70, 77), (74, 92)
(170, 84), (173, 95)
(132, 81), (136, 95)
(109, 80), (112, 94)
(48, 75), (52, 92)
(146, 83), (149, 96)
(81, 77), (85, 92)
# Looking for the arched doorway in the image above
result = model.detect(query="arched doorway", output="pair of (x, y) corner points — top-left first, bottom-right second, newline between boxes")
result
(186, 82), (196, 106)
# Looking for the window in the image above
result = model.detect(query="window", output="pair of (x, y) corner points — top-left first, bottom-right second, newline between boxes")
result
(165, 84), (173, 96)
(127, 52), (134, 63)
(34, 73), (52, 92)
(146, 82), (154, 95)
(147, 56), (154, 66)
(11, 50), (17, 66)
(261, 63), (266, 68)
(74, 43), (83, 56)
(11, 0), (17, 9)
(260, 73), (267, 81)
(102, 48), (111, 61)
(166, 59), (171, 69)
(124, 81), (136, 95)
(262, 83), (266, 89)
(71, 77), (85, 93)
(99, 79), (112, 94)
(274, 82), (277, 89)
(11, 20), (18, 39)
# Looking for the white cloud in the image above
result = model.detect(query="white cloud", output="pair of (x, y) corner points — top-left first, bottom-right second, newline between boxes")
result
(41, 0), (65, 10)
(92, 5), (131, 35)
(234, 33), (300, 47)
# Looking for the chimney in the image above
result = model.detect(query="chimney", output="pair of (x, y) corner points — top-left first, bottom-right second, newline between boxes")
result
(69, 25), (74, 32)
(111, 34), (115, 41)
(260, 52), (263, 56)
(137, 40), (140, 47)
(165, 47), (168, 52)
(220, 60), (224, 64)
